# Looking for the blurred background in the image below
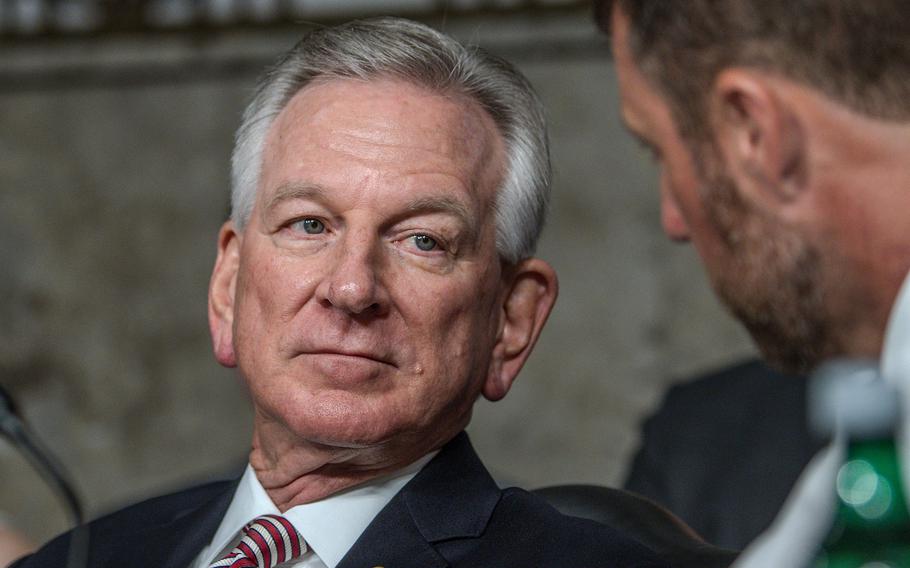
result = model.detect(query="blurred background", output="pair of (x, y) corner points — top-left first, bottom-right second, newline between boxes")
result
(0, 0), (756, 546)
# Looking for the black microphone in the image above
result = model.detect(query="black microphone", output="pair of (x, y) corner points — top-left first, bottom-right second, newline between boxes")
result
(0, 383), (88, 568)
(0, 383), (23, 434)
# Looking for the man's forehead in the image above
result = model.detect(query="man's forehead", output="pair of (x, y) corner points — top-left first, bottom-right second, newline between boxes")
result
(273, 78), (495, 151)
(260, 77), (506, 201)
(609, 11), (660, 139)
(247, 78), (506, 238)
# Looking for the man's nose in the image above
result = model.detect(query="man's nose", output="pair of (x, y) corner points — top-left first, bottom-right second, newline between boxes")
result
(315, 233), (390, 317)
(660, 176), (691, 242)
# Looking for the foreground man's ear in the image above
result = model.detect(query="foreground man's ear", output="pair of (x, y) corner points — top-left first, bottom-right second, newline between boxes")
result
(710, 68), (808, 209)
(483, 258), (558, 402)
(208, 221), (241, 368)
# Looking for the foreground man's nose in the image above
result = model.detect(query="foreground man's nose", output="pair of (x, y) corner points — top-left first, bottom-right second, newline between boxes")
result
(660, 178), (691, 242)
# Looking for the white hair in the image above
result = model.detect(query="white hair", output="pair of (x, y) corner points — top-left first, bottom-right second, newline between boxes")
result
(230, 17), (550, 264)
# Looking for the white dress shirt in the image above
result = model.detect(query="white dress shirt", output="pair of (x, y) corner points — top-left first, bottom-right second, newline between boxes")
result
(189, 452), (435, 568)
(734, 270), (910, 567)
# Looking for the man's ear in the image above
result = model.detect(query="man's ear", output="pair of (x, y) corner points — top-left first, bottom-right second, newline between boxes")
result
(710, 69), (807, 207)
(208, 221), (241, 368)
(482, 258), (558, 402)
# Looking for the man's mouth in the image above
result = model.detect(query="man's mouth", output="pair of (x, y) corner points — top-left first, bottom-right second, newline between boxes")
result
(303, 349), (396, 368)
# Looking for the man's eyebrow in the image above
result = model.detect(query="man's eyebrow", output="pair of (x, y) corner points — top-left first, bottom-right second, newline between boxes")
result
(402, 195), (479, 244)
(405, 196), (473, 225)
(263, 183), (479, 239)
(263, 182), (328, 214)
(408, 196), (473, 224)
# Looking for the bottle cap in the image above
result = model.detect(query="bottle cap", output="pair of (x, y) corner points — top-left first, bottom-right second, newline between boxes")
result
(808, 358), (900, 439)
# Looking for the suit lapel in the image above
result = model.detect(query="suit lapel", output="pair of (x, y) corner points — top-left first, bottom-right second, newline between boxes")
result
(334, 497), (448, 568)
(125, 479), (237, 568)
(337, 432), (501, 568)
(99, 433), (498, 568)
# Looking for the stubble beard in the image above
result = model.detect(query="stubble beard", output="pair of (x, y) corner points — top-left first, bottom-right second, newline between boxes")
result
(698, 165), (838, 375)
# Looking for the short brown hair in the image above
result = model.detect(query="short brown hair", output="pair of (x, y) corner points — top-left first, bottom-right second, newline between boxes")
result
(596, 0), (910, 143)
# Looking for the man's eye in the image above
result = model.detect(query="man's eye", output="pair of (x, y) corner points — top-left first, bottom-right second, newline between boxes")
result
(412, 234), (438, 251)
(293, 218), (324, 234)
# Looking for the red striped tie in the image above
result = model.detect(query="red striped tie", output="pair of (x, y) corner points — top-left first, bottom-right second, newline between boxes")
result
(209, 514), (305, 568)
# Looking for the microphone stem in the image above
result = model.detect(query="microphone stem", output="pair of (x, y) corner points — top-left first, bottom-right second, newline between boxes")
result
(0, 386), (88, 568)
(1, 416), (83, 527)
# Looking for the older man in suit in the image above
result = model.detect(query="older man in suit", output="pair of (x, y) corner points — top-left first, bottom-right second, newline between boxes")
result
(13, 17), (665, 568)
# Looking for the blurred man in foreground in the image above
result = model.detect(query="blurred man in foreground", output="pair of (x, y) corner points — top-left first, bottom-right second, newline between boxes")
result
(596, 0), (910, 565)
(13, 17), (665, 568)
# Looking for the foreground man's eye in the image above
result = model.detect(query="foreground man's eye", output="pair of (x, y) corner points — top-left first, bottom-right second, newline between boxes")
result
(412, 234), (438, 251)
(293, 218), (324, 234)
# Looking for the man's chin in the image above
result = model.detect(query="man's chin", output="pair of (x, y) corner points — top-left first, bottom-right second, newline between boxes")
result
(753, 334), (822, 375)
(286, 419), (399, 450)
(733, 307), (831, 375)
(708, 238), (829, 376)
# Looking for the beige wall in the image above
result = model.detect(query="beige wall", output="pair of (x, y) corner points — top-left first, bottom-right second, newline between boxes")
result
(0, 13), (755, 544)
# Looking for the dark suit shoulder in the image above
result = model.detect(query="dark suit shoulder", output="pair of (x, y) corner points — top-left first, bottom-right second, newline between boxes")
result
(660, 359), (803, 412)
(624, 359), (819, 550)
(446, 487), (668, 567)
(92, 479), (235, 530)
(626, 359), (808, 480)
(12, 479), (235, 568)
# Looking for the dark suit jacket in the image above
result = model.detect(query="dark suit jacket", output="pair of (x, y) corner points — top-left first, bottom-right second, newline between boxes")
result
(16, 432), (666, 567)
(623, 360), (825, 550)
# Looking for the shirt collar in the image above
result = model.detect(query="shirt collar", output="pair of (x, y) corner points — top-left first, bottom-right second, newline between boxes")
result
(882, 268), (910, 384)
(200, 452), (435, 568)
(880, 268), (910, 496)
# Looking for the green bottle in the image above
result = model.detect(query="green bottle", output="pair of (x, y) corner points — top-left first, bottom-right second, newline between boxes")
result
(810, 360), (910, 568)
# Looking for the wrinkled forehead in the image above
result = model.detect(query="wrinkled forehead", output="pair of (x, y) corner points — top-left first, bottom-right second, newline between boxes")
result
(261, 77), (507, 202)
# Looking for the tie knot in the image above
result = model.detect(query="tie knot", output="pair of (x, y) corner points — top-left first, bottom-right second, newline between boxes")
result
(209, 514), (306, 568)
